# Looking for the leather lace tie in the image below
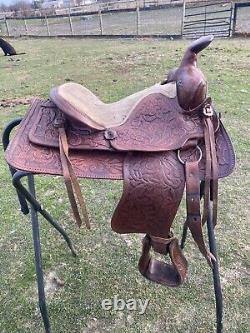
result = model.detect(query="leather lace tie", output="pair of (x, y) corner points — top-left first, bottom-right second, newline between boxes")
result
(58, 125), (90, 229)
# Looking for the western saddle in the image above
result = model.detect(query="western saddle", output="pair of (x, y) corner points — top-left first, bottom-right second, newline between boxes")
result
(5, 35), (235, 287)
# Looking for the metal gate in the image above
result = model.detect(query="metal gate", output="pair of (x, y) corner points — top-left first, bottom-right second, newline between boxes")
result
(182, 1), (234, 39)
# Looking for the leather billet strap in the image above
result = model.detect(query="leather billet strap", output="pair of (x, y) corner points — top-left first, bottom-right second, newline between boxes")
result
(185, 160), (215, 266)
(178, 98), (218, 267)
(58, 126), (90, 229)
(202, 102), (219, 226)
(138, 234), (188, 287)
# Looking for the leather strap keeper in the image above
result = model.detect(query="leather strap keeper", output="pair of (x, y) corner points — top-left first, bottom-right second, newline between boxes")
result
(150, 234), (175, 255)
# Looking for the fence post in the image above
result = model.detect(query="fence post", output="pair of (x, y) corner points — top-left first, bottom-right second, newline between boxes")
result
(136, 1), (140, 35)
(181, 0), (186, 36)
(68, 9), (74, 35)
(45, 14), (50, 36)
(98, 9), (103, 35)
(5, 16), (10, 36)
(228, 2), (232, 37)
(204, 5), (207, 36)
(24, 18), (28, 34)
(231, 3), (237, 37)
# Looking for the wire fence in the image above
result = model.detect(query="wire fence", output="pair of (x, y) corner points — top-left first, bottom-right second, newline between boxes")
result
(0, 1), (249, 38)
(0, 5), (184, 37)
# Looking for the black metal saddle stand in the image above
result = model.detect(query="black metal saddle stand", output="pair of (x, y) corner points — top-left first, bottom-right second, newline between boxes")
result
(2, 118), (223, 333)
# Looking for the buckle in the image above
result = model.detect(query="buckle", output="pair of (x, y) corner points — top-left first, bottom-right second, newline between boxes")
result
(203, 103), (213, 117)
(53, 110), (66, 128)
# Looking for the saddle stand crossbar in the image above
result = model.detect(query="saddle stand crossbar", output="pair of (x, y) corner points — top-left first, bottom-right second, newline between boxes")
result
(3, 36), (235, 333)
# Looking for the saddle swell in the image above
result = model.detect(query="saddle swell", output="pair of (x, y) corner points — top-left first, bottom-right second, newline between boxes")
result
(5, 36), (235, 288)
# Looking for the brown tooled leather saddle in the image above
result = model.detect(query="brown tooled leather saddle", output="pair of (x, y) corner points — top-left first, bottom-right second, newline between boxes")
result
(5, 36), (235, 287)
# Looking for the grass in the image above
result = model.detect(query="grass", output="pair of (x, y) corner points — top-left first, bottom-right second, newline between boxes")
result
(0, 37), (249, 333)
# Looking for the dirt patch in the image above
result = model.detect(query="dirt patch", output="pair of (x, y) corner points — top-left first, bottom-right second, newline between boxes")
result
(44, 271), (65, 298)
(221, 263), (250, 286)
(0, 96), (36, 107)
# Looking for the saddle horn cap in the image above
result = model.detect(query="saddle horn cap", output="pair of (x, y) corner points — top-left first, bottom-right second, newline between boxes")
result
(181, 35), (214, 67)
(189, 35), (214, 55)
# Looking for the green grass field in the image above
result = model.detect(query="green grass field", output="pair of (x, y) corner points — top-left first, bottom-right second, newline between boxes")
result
(0, 37), (249, 333)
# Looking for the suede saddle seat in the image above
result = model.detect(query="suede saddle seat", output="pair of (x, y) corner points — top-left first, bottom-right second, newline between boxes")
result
(50, 81), (177, 130)
(5, 36), (236, 288)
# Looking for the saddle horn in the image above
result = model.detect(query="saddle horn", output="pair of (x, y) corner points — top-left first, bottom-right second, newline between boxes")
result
(189, 35), (214, 55)
(164, 35), (214, 111)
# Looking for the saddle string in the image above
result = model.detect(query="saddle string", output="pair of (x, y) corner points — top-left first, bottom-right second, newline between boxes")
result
(58, 127), (90, 229)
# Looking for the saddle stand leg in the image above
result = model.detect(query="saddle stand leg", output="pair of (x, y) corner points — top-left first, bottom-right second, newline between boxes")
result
(12, 171), (77, 332)
(28, 174), (51, 333)
(2, 118), (29, 214)
(180, 223), (188, 250)
(12, 171), (77, 256)
(207, 200), (223, 333)
(180, 181), (223, 332)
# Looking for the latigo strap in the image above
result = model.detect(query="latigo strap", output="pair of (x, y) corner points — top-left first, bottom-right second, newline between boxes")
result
(202, 103), (219, 226)
(185, 160), (215, 267)
(179, 99), (218, 268)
